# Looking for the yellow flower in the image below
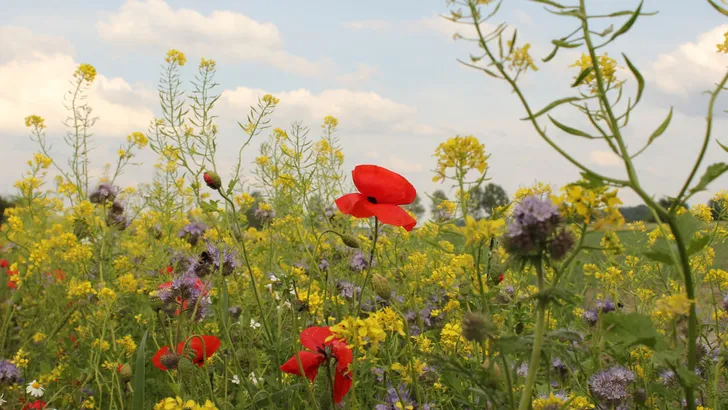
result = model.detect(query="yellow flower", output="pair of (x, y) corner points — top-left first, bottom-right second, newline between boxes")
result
(262, 93), (280, 105)
(24, 115), (46, 129)
(718, 31), (728, 53)
(508, 43), (538, 72)
(654, 294), (693, 320)
(570, 53), (618, 92)
(433, 135), (489, 183)
(165, 49), (187, 66)
(199, 57), (216, 71)
(127, 131), (148, 148)
(74, 63), (97, 83)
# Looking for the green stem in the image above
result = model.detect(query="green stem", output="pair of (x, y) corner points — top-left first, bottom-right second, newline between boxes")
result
(517, 257), (547, 410)
(355, 218), (380, 317)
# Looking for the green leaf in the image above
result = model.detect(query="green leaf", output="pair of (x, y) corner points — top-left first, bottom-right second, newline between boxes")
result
(548, 115), (597, 139)
(508, 29), (518, 55)
(246, 383), (306, 409)
(552, 38), (582, 49)
(542, 44), (559, 63)
(601, 312), (666, 351)
(643, 250), (674, 265)
(689, 162), (728, 195)
(131, 330), (148, 410)
(576, 171), (607, 189)
(676, 213), (701, 246)
(521, 97), (582, 120)
(707, 0), (728, 16)
(675, 366), (701, 388)
(530, 0), (566, 8)
(571, 67), (593, 88)
(622, 54), (644, 105)
(530, 287), (577, 305)
(609, 1), (643, 42)
(645, 107), (673, 146)
(597, 24), (614, 37)
(717, 139), (728, 153)
(687, 234), (711, 257)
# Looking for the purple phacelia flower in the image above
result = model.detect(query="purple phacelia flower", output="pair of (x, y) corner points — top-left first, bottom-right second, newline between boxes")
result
(178, 222), (208, 246)
(504, 195), (562, 256)
(318, 259), (330, 271)
(583, 308), (599, 326)
(0, 359), (22, 383)
(336, 280), (361, 300)
(350, 251), (370, 272)
(89, 183), (118, 204)
(597, 298), (616, 313)
(193, 242), (238, 277)
(588, 366), (635, 406)
(254, 206), (275, 222)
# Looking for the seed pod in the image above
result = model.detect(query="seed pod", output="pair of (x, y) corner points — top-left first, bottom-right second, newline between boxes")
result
(117, 363), (132, 381)
(371, 274), (392, 300)
(340, 234), (360, 249)
(462, 312), (493, 343)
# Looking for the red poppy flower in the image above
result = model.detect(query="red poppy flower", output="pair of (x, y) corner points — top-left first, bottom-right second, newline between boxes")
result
(160, 265), (174, 275)
(498, 273), (504, 283)
(0, 259), (8, 268)
(7, 280), (16, 289)
(152, 335), (221, 371)
(280, 326), (353, 404)
(23, 400), (46, 409)
(335, 165), (417, 231)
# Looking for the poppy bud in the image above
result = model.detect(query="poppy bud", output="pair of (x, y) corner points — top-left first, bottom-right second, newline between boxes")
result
(203, 171), (222, 190)
(160, 352), (180, 370)
(340, 234), (360, 249)
(371, 274), (392, 300)
(117, 363), (132, 381)
(462, 312), (493, 343)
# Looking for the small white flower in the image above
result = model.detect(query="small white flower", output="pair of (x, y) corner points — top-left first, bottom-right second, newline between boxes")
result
(0, 393), (7, 406)
(231, 374), (240, 385)
(250, 319), (261, 329)
(249, 371), (262, 386)
(269, 274), (278, 282)
(26, 380), (44, 397)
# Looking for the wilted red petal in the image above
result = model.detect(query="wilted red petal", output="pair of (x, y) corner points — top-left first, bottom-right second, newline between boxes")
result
(280, 351), (326, 382)
(179, 335), (221, 366)
(300, 326), (333, 352)
(368, 204), (417, 231)
(352, 165), (416, 205)
(152, 345), (170, 371)
(335, 193), (374, 218)
(158, 281), (171, 290)
(333, 368), (353, 404)
(332, 340), (352, 375)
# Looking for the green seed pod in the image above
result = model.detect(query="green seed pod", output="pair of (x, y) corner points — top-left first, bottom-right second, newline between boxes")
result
(371, 273), (392, 300)
(118, 363), (132, 381)
(340, 234), (360, 249)
(462, 312), (493, 343)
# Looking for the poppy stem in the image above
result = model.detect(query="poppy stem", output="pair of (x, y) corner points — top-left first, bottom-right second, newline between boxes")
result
(325, 361), (336, 409)
(355, 217), (379, 318)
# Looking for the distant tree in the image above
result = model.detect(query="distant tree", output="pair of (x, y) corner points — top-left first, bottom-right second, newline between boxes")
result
(658, 197), (688, 211)
(404, 194), (426, 220)
(619, 204), (651, 223)
(430, 190), (449, 215)
(0, 195), (15, 224)
(479, 183), (509, 217)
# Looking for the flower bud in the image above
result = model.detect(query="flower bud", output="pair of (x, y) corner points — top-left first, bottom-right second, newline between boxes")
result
(160, 352), (180, 370)
(371, 274), (392, 300)
(203, 171), (222, 190)
(117, 363), (132, 381)
(340, 234), (360, 249)
(462, 312), (493, 343)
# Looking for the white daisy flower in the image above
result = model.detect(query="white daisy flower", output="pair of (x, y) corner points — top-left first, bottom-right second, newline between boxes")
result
(0, 393), (6, 406)
(231, 374), (240, 385)
(250, 319), (261, 329)
(26, 380), (44, 397)
(249, 371), (262, 386)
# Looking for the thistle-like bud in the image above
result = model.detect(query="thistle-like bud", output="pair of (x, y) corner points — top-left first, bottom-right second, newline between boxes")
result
(203, 171), (222, 190)
(117, 363), (132, 381)
(340, 234), (360, 249)
(160, 351), (180, 370)
(371, 274), (392, 300)
(462, 312), (493, 343)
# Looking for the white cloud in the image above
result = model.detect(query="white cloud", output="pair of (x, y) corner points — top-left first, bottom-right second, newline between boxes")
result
(0, 53), (153, 137)
(364, 151), (380, 159)
(384, 155), (424, 173)
(650, 24), (728, 96)
(336, 64), (379, 87)
(0, 26), (74, 63)
(589, 150), (621, 167)
(97, 0), (333, 77)
(512, 9), (533, 25)
(220, 87), (416, 133)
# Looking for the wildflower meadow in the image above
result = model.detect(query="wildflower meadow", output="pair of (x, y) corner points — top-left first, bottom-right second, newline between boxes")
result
(4, 1), (728, 409)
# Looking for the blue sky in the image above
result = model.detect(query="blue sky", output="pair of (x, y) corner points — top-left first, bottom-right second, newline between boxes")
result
(1, 0), (727, 211)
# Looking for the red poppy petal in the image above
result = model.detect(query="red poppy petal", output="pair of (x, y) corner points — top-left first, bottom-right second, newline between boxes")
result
(368, 204), (417, 231)
(333, 369), (353, 404)
(352, 165), (416, 205)
(158, 281), (171, 290)
(300, 326), (333, 352)
(280, 351), (325, 382)
(335, 193), (374, 218)
(152, 346), (170, 371)
(332, 340), (352, 375)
